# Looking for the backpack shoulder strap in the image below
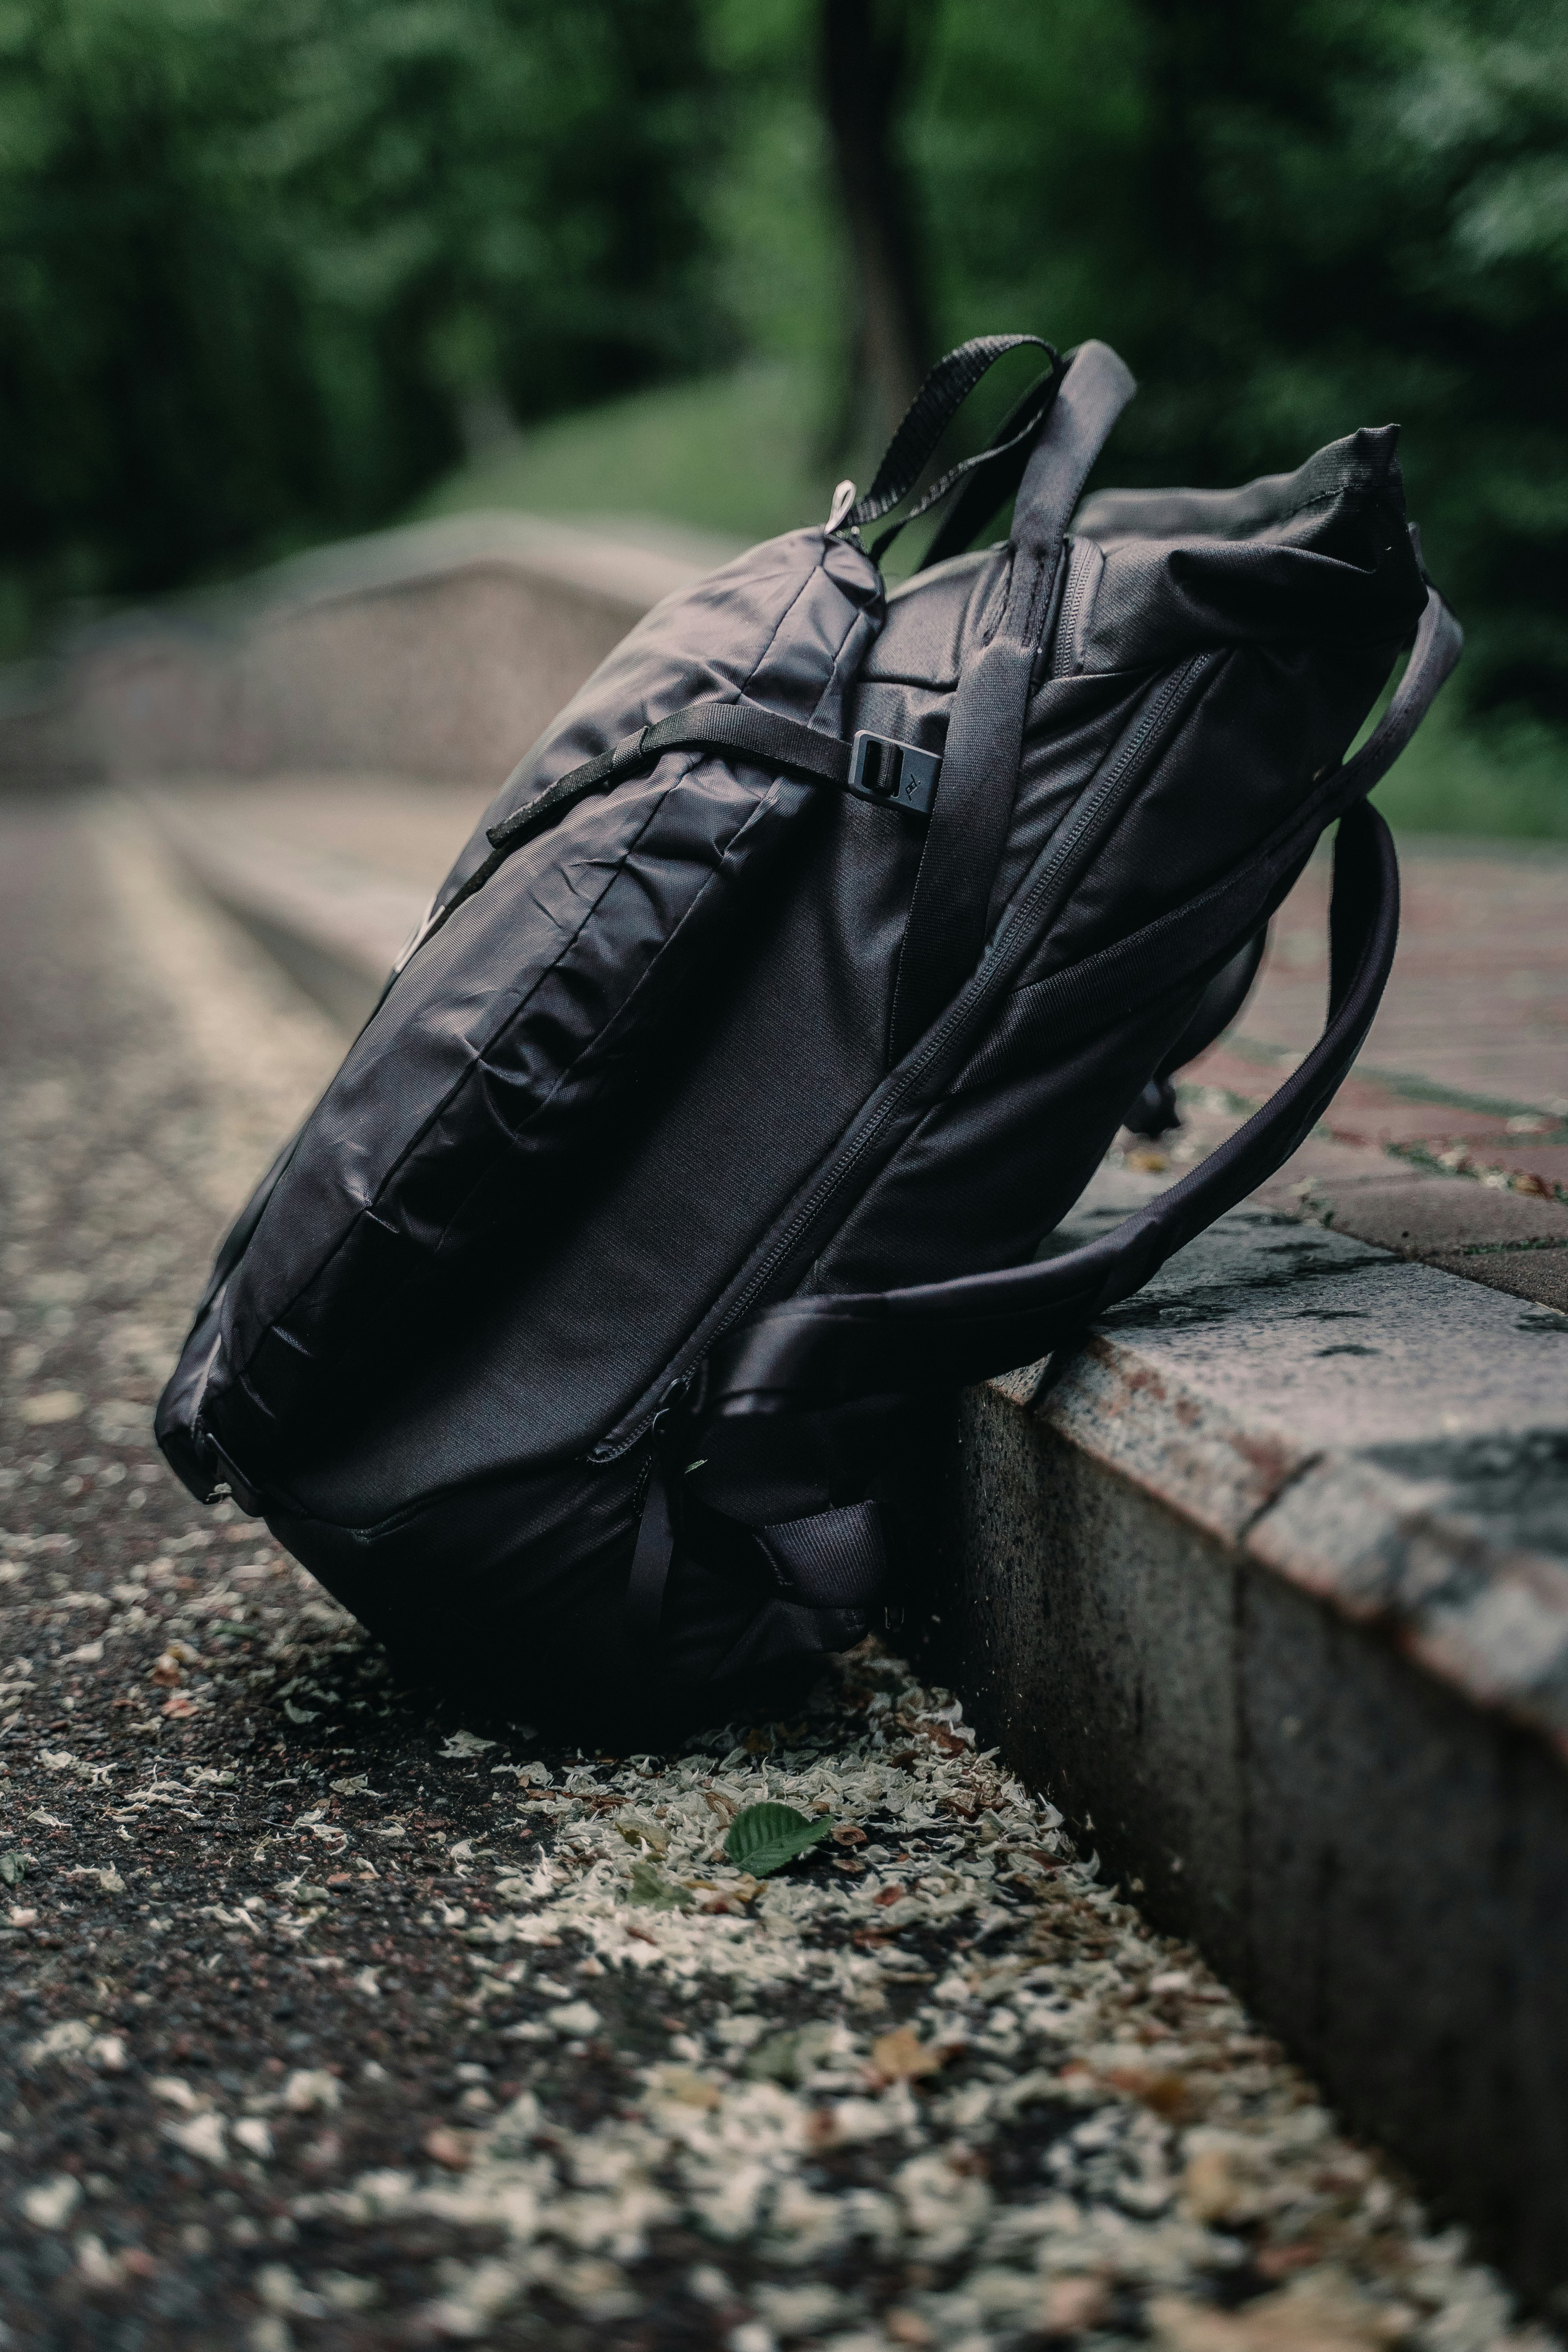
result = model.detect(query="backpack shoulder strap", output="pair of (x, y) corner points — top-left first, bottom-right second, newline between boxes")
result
(702, 586), (1461, 1421)
(887, 341), (1137, 1063)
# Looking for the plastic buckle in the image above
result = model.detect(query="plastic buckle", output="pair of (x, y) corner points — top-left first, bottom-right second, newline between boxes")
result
(847, 731), (941, 816)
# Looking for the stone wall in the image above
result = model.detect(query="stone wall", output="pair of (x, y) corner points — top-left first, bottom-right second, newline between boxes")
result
(1, 513), (732, 789)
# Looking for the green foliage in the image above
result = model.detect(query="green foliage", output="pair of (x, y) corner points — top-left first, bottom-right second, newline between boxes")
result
(412, 361), (838, 544)
(3, 0), (1566, 821)
(1372, 693), (1568, 840)
(0, 0), (718, 631)
(911, 0), (1568, 719)
(724, 1800), (833, 1877)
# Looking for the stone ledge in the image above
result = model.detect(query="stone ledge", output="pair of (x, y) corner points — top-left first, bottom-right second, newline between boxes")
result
(1272, 1158), (1568, 1315)
(2, 511), (737, 789)
(143, 784), (439, 1030)
(913, 1169), (1568, 2301)
(220, 508), (741, 624)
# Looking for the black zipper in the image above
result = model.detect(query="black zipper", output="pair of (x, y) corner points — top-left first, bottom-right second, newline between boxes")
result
(589, 650), (1218, 1465)
(1049, 539), (1100, 681)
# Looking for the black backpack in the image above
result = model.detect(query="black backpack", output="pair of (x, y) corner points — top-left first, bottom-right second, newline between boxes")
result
(157, 336), (1460, 1726)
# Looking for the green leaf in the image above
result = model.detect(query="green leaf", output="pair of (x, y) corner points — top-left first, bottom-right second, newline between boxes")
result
(0, 1852), (27, 1887)
(724, 1801), (833, 1879)
(626, 1858), (693, 1911)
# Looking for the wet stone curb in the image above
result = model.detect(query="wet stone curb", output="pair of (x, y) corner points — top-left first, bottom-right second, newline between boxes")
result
(914, 1172), (1568, 2308)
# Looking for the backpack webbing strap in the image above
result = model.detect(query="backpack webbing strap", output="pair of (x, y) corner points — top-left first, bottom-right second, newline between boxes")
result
(917, 363), (1073, 573)
(624, 1466), (888, 1646)
(836, 334), (1062, 557)
(626, 1460), (675, 1640)
(397, 701), (868, 971)
(887, 341), (1138, 1065)
(703, 588), (1460, 1418)
(503, 699), (858, 831)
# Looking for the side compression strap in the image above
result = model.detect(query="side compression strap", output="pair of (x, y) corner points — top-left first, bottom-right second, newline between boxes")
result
(703, 587), (1461, 1417)
(496, 699), (854, 834)
(396, 700), (869, 971)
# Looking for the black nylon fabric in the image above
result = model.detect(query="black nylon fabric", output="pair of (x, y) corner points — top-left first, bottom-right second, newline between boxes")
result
(759, 1501), (887, 1607)
(191, 526), (887, 1486)
(156, 331), (1452, 1726)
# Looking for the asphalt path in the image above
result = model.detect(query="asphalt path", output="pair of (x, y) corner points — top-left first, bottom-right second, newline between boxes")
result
(0, 793), (1547, 2352)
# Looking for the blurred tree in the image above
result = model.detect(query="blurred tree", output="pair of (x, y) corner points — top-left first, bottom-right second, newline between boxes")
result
(913, 0), (1568, 715)
(0, 0), (719, 638)
(0, 0), (321, 626)
(818, 0), (935, 450)
(2, 0), (1563, 726)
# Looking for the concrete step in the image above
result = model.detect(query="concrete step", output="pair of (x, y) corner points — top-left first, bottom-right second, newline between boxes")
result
(911, 1164), (1568, 2300)
(145, 779), (477, 1029)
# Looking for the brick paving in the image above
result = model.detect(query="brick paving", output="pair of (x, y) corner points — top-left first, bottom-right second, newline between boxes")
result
(1223, 840), (1568, 1121)
(1147, 842), (1568, 1306)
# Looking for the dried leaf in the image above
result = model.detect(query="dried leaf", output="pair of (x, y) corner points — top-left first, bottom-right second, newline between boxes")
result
(743, 2023), (834, 2086)
(615, 1813), (669, 1857)
(646, 2065), (721, 2111)
(625, 1858), (692, 1911)
(869, 2025), (942, 2084)
(439, 1731), (495, 1759)
(1147, 2274), (1414, 2352)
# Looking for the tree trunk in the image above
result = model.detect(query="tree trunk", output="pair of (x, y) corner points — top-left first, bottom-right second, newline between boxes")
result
(818, 0), (934, 459)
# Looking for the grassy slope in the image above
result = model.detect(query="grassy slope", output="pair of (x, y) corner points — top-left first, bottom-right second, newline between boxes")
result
(416, 370), (1568, 839)
(412, 364), (842, 548)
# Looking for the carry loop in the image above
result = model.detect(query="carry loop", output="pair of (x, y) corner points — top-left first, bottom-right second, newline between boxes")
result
(887, 341), (1138, 1064)
(703, 581), (1460, 1418)
(917, 362), (1074, 573)
(833, 334), (1063, 563)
